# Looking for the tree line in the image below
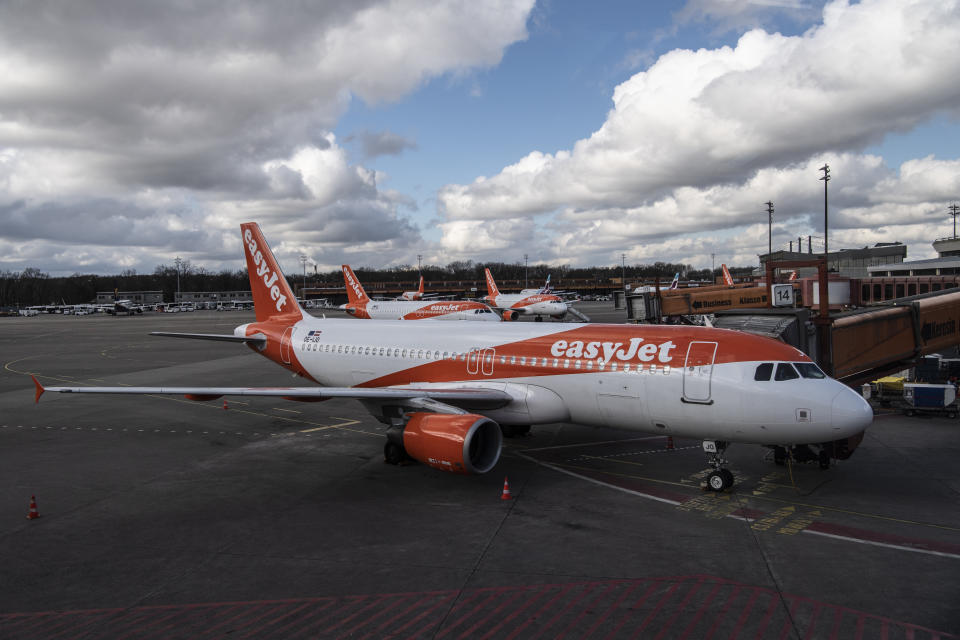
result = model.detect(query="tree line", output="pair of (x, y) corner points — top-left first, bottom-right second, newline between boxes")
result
(1, 259), (752, 307)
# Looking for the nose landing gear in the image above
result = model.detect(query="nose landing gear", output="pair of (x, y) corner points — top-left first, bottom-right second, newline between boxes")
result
(703, 440), (735, 491)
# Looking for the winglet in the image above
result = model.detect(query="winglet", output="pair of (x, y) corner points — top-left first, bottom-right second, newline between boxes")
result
(31, 375), (45, 404)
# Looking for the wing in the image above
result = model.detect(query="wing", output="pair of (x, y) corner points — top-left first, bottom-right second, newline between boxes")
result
(31, 376), (510, 411)
(150, 331), (267, 345)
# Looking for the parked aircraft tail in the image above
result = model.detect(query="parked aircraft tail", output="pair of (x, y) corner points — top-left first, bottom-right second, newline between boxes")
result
(484, 268), (501, 299)
(240, 222), (303, 323)
(721, 264), (734, 287)
(342, 265), (372, 306)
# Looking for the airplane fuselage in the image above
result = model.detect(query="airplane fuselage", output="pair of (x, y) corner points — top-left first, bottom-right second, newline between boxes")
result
(238, 316), (871, 446)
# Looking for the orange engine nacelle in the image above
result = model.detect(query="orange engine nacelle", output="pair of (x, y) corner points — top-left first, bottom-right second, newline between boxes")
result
(502, 309), (518, 321)
(402, 413), (502, 475)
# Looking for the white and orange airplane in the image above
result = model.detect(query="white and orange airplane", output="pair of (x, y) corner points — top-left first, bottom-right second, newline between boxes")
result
(400, 275), (443, 301)
(32, 223), (872, 491)
(484, 268), (569, 321)
(341, 265), (498, 321)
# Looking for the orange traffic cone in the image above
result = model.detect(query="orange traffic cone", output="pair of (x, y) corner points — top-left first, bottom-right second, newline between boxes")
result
(500, 477), (512, 500)
(666, 436), (674, 450)
(27, 496), (40, 520)
(222, 399), (228, 410)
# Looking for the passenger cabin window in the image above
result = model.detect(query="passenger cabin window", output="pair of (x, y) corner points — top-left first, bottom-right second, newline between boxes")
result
(753, 362), (773, 382)
(774, 363), (800, 381)
(794, 362), (826, 379)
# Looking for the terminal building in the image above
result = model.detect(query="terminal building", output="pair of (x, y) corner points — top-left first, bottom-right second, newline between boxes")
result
(760, 242), (907, 278)
(95, 291), (164, 305)
(175, 291), (252, 306)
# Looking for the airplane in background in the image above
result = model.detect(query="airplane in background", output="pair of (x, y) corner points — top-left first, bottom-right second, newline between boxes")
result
(31, 222), (872, 491)
(721, 264), (735, 287)
(400, 275), (444, 301)
(341, 265), (499, 321)
(484, 268), (570, 322)
(633, 272), (680, 294)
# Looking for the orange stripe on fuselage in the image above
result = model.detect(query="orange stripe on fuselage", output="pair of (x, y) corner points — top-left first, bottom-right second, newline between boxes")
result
(357, 324), (808, 388)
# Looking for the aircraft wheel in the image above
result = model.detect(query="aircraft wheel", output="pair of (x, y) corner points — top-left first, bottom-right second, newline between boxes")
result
(534, 316), (543, 322)
(515, 425), (531, 436)
(384, 441), (405, 465)
(818, 450), (830, 470)
(707, 471), (727, 492)
(948, 411), (957, 419)
(720, 468), (735, 488)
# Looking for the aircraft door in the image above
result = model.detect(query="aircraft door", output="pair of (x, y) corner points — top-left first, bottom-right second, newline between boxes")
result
(683, 341), (717, 403)
(466, 347), (496, 376)
(281, 326), (294, 364)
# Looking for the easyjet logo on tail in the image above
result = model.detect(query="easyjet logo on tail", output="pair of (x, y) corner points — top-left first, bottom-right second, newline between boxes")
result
(342, 265), (369, 304)
(484, 268), (500, 298)
(243, 227), (289, 314)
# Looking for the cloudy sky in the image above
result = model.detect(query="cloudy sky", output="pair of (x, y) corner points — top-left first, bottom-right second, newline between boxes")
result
(1, 0), (959, 277)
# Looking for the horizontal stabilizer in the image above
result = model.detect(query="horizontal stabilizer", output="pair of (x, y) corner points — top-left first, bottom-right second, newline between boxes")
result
(149, 332), (267, 345)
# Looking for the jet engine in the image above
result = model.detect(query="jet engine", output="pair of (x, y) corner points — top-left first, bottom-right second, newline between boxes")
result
(401, 413), (502, 474)
(502, 309), (518, 321)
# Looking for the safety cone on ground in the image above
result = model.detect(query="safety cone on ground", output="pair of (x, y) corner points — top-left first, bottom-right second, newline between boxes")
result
(666, 436), (674, 450)
(500, 477), (512, 500)
(222, 399), (228, 410)
(26, 496), (40, 520)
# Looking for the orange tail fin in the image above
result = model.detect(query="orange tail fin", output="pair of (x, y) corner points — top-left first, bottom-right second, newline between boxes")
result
(342, 265), (371, 305)
(721, 264), (734, 287)
(240, 223), (303, 323)
(484, 268), (501, 299)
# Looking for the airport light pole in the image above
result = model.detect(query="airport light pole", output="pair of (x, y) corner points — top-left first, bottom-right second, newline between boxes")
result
(765, 201), (774, 257)
(524, 254), (529, 289)
(417, 254), (422, 273)
(949, 203), (960, 239)
(174, 256), (182, 304)
(819, 163), (830, 259)
(621, 253), (626, 291)
(299, 254), (307, 295)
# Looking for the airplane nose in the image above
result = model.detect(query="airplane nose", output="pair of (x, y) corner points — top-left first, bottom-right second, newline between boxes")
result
(831, 387), (873, 435)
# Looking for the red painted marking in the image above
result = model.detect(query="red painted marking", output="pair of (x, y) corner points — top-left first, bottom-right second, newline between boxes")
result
(528, 582), (600, 640)
(581, 580), (643, 639)
(728, 587), (763, 640)
(435, 589), (504, 639)
(391, 592), (457, 638)
(632, 582), (682, 639)
(803, 602), (824, 639)
(505, 584), (577, 640)
(238, 601), (315, 640)
(679, 582), (722, 640)
(259, 598), (336, 639)
(828, 606), (844, 640)
(477, 583), (553, 640)
(778, 596), (803, 640)
(752, 590), (782, 640)
(854, 614), (866, 640)
(654, 578), (705, 640)
(703, 586), (743, 640)
(603, 581), (663, 640)
(555, 582), (619, 640)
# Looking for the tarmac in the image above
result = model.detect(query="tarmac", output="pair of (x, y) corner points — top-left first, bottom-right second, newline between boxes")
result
(1, 304), (958, 639)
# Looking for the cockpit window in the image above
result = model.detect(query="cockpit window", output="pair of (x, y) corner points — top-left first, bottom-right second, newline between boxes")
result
(774, 363), (799, 381)
(795, 362), (826, 379)
(754, 363), (773, 381)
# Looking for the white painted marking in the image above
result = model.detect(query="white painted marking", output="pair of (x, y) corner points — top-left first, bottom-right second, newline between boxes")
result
(802, 529), (960, 560)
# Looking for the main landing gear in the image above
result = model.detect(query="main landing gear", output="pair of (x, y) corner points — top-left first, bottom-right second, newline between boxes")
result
(703, 440), (735, 492)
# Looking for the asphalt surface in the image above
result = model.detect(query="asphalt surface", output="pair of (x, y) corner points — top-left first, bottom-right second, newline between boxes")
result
(1, 305), (958, 639)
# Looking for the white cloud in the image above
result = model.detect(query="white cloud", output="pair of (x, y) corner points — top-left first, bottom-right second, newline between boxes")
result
(436, 0), (960, 267)
(0, 0), (534, 274)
